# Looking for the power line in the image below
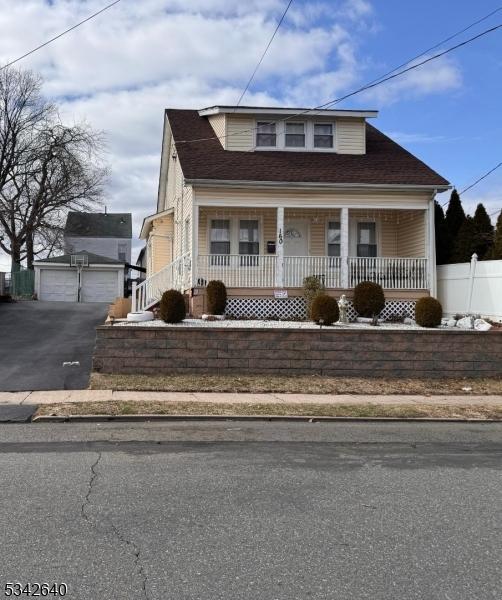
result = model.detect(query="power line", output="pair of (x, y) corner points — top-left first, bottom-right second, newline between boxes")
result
(0, 0), (122, 71)
(365, 6), (502, 88)
(460, 161), (502, 194)
(176, 22), (502, 145)
(235, 0), (294, 107)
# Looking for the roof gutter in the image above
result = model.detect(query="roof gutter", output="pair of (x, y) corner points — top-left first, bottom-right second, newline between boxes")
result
(185, 178), (451, 192)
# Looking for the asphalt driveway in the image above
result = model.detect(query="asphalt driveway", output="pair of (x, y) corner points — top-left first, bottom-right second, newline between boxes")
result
(0, 301), (108, 391)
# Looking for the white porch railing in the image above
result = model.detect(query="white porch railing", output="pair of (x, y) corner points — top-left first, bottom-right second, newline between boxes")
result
(132, 252), (191, 312)
(197, 255), (276, 288)
(348, 257), (428, 289)
(284, 256), (341, 288)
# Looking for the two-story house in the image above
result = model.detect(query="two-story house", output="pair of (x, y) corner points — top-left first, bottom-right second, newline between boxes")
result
(134, 106), (450, 318)
(64, 211), (132, 265)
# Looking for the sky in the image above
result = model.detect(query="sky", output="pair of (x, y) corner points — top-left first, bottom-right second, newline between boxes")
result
(0, 0), (501, 269)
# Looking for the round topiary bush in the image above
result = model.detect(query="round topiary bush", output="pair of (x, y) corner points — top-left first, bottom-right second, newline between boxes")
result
(159, 289), (186, 323)
(353, 281), (385, 318)
(415, 297), (442, 328)
(206, 280), (227, 315)
(311, 294), (339, 326)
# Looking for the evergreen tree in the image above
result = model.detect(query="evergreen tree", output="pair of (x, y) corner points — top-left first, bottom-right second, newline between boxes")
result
(451, 216), (476, 263)
(445, 189), (466, 241)
(434, 200), (452, 264)
(472, 203), (494, 259)
(492, 210), (502, 260)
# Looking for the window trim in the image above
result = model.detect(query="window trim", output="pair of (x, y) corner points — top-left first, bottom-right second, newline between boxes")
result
(207, 216), (264, 262)
(325, 219), (341, 258)
(314, 122), (334, 150)
(255, 121), (277, 148)
(350, 218), (379, 257)
(254, 120), (337, 152)
(284, 121), (306, 149)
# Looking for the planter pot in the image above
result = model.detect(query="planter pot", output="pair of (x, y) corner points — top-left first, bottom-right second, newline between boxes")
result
(127, 311), (154, 322)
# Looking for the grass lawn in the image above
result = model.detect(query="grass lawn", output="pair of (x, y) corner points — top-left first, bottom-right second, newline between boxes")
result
(90, 372), (502, 395)
(35, 401), (502, 420)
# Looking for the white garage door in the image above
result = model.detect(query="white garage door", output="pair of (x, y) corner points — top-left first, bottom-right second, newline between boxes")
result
(81, 270), (118, 303)
(40, 269), (78, 302)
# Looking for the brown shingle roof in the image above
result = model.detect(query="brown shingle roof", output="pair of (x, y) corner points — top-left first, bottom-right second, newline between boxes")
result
(167, 109), (449, 188)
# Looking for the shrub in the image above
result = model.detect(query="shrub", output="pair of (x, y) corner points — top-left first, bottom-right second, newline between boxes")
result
(159, 289), (186, 323)
(353, 281), (385, 318)
(303, 275), (325, 318)
(415, 297), (442, 328)
(206, 280), (227, 315)
(311, 294), (339, 326)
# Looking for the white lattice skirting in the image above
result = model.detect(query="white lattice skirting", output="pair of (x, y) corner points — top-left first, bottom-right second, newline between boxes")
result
(225, 297), (416, 321)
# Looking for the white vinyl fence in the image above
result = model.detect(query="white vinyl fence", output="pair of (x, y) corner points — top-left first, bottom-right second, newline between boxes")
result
(437, 255), (502, 322)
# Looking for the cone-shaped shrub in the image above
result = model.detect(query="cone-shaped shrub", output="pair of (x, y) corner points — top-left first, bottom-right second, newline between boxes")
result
(159, 289), (186, 323)
(303, 275), (325, 318)
(206, 280), (227, 315)
(353, 281), (385, 318)
(415, 297), (442, 328)
(311, 294), (339, 326)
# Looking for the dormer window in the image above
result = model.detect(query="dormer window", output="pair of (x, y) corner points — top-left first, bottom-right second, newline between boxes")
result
(285, 122), (305, 148)
(314, 123), (334, 148)
(256, 122), (276, 147)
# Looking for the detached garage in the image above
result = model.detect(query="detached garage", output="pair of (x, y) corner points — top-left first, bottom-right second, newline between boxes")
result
(34, 251), (124, 303)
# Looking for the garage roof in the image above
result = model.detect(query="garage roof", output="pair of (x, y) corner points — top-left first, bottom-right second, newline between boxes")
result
(35, 251), (124, 265)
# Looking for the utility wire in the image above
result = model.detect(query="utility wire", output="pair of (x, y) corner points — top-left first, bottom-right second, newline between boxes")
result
(0, 0), (122, 71)
(364, 6), (502, 88)
(235, 0), (294, 107)
(443, 161), (502, 208)
(176, 23), (502, 145)
(460, 161), (502, 194)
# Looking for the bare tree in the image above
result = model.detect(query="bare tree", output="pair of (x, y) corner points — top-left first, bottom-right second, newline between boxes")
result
(0, 67), (108, 270)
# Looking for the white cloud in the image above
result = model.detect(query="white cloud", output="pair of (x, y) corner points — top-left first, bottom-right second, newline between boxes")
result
(361, 55), (462, 105)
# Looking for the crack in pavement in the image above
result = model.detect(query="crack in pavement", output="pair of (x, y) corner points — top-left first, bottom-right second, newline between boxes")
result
(80, 452), (150, 600)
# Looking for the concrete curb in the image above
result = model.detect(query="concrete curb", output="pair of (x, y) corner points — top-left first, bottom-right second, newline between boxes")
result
(32, 414), (502, 424)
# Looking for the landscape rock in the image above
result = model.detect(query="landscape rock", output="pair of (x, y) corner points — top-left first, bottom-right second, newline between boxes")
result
(447, 318), (457, 328)
(456, 316), (474, 330)
(404, 317), (416, 326)
(202, 314), (225, 321)
(474, 318), (492, 332)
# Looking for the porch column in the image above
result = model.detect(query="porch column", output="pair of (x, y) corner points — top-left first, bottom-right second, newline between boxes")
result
(340, 207), (349, 288)
(276, 206), (284, 288)
(191, 204), (199, 287)
(427, 199), (436, 296)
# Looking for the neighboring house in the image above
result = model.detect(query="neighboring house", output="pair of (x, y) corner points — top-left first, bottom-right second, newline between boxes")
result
(135, 105), (450, 317)
(34, 251), (125, 303)
(64, 211), (132, 266)
(135, 246), (147, 281)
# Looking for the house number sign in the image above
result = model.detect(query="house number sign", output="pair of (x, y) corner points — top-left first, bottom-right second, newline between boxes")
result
(278, 229), (283, 245)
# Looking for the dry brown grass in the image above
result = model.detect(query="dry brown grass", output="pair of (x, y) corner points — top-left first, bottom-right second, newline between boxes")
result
(35, 401), (502, 420)
(90, 372), (502, 396)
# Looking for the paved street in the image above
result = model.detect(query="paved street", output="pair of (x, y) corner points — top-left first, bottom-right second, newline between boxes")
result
(0, 301), (107, 391)
(0, 421), (501, 599)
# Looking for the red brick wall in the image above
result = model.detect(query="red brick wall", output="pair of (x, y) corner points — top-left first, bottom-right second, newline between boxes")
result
(93, 326), (502, 378)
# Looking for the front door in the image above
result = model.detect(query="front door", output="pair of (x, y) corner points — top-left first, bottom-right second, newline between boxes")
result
(284, 219), (309, 256)
(283, 219), (309, 287)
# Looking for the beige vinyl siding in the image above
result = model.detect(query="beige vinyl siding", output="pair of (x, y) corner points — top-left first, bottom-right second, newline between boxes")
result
(194, 186), (431, 209)
(226, 115), (255, 151)
(148, 214), (174, 276)
(336, 119), (366, 154)
(208, 114), (226, 147)
(397, 211), (426, 257)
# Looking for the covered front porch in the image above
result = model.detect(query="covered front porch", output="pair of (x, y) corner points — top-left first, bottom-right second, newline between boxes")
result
(193, 206), (432, 291)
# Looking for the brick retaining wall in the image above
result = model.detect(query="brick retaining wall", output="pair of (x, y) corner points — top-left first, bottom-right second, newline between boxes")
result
(93, 326), (502, 378)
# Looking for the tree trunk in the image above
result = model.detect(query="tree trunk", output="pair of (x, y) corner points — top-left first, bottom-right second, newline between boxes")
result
(10, 242), (22, 272)
(26, 232), (34, 270)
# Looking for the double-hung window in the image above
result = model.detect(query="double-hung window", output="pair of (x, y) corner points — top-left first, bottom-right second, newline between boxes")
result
(314, 123), (334, 149)
(210, 219), (230, 265)
(285, 122), (305, 148)
(357, 222), (377, 257)
(327, 221), (340, 267)
(239, 220), (259, 266)
(256, 122), (276, 147)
